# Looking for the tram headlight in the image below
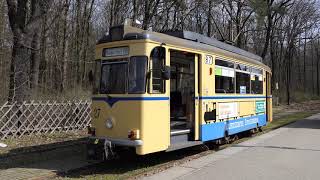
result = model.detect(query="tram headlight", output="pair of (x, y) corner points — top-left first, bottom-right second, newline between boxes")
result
(105, 118), (114, 129)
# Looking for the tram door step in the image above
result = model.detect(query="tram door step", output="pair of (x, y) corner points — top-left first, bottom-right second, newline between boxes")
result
(170, 129), (190, 144)
(169, 129), (202, 151)
(166, 140), (203, 152)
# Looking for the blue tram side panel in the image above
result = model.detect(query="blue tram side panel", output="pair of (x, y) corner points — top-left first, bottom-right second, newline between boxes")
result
(201, 111), (267, 142)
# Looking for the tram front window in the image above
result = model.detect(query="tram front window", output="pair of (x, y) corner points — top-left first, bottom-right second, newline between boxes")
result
(100, 56), (147, 94)
(100, 61), (128, 94)
(128, 56), (148, 93)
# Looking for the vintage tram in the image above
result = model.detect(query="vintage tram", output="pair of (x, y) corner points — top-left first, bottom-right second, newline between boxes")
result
(87, 21), (272, 159)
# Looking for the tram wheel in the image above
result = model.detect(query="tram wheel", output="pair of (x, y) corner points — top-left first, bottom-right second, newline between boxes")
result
(224, 136), (231, 144)
(232, 134), (239, 141)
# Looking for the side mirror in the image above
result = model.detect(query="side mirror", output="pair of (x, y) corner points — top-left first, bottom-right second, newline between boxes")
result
(161, 66), (171, 80)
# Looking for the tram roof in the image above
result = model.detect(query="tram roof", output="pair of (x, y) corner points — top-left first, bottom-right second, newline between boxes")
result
(97, 25), (271, 72)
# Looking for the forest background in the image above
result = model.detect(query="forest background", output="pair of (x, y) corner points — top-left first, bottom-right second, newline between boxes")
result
(1, 0), (320, 105)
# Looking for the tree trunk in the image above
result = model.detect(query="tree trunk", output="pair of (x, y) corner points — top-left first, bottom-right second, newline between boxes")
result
(172, 7), (177, 29)
(143, 1), (150, 30)
(0, 1), (6, 100)
(30, 31), (40, 94)
(261, 0), (273, 60)
(303, 29), (307, 92)
(110, 0), (114, 27)
(311, 42), (315, 94)
(8, 47), (15, 102)
(132, 0), (137, 20)
(317, 39), (320, 96)
(270, 31), (276, 90)
(235, 1), (243, 48)
(61, 0), (69, 91)
(6, 0), (53, 102)
(75, 0), (82, 86)
(297, 35), (301, 88)
(39, 12), (48, 94)
(82, 0), (95, 84)
(286, 47), (293, 105)
(207, 0), (212, 37)
(10, 32), (31, 102)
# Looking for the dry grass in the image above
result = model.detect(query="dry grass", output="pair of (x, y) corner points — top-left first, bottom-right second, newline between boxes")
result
(0, 131), (88, 155)
(274, 100), (320, 113)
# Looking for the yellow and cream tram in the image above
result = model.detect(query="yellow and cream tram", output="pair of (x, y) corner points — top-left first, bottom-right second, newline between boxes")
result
(87, 22), (272, 159)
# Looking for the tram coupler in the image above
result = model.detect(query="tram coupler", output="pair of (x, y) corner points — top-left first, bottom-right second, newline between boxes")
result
(87, 138), (116, 161)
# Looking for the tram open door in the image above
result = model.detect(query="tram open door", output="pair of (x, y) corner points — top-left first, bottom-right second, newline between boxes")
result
(167, 50), (201, 151)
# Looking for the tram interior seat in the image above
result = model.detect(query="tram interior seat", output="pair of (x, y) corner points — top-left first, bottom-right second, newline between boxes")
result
(170, 92), (183, 119)
(170, 91), (191, 129)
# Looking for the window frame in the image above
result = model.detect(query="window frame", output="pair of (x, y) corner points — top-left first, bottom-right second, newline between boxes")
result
(215, 59), (235, 68)
(250, 67), (264, 94)
(215, 58), (236, 94)
(128, 56), (148, 94)
(235, 71), (251, 94)
(214, 58), (264, 95)
(99, 56), (149, 95)
(100, 60), (129, 94)
(149, 46), (166, 94)
(93, 59), (101, 95)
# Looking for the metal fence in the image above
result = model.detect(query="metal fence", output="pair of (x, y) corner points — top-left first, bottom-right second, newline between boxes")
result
(0, 100), (91, 140)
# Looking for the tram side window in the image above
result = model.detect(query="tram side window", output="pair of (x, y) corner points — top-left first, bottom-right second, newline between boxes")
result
(215, 59), (235, 93)
(251, 68), (263, 94)
(151, 47), (165, 93)
(216, 59), (234, 68)
(236, 71), (250, 94)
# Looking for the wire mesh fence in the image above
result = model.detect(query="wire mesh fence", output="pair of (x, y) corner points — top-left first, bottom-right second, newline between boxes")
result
(0, 100), (91, 140)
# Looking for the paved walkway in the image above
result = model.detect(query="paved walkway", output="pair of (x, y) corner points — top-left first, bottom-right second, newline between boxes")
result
(143, 113), (320, 180)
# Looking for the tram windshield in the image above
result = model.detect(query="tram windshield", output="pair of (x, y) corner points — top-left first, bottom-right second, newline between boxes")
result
(100, 56), (147, 94)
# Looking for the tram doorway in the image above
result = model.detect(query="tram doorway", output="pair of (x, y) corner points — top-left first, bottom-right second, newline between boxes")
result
(169, 50), (199, 145)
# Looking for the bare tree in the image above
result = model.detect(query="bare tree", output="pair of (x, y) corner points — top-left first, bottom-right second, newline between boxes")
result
(0, 0), (320, 104)
(6, 0), (54, 102)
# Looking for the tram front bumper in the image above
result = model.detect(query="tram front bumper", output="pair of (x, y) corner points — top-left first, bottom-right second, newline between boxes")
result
(88, 136), (143, 147)
(86, 136), (143, 160)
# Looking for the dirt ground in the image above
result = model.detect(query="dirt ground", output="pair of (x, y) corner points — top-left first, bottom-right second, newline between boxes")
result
(273, 100), (320, 113)
(0, 130), (88, 155)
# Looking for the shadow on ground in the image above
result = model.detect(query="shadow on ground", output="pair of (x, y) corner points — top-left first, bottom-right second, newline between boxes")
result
(0, 138), (88, 170)
(0, 136), (212, 179)
(232, 144), (320, 152)
(56, 145), (210, 179)
(286, 117), (320, 129)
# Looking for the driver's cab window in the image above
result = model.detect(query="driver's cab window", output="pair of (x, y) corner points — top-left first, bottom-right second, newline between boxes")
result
(150, 47), (166, 93)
